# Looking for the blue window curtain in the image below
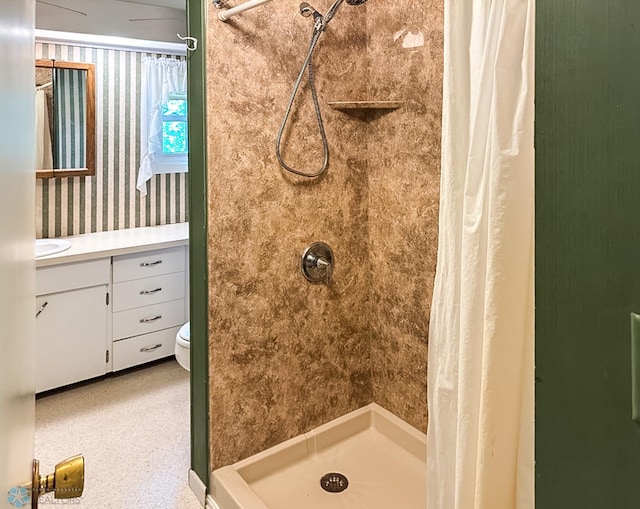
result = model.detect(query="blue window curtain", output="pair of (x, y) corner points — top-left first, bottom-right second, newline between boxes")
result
(137, 57), (187, 196)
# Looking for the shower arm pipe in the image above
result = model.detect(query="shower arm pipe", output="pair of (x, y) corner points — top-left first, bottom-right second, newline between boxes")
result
(217, 0), (273, 21)
(322, 0), (345, 26)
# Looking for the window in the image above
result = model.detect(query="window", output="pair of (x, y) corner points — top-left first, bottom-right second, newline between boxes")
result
(162, 95), (188, 154)
(137, 58), (187, 196)
(157, 93), (188, 169)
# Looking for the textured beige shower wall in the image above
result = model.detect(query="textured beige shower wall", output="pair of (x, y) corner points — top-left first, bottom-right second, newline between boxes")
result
(206, 0), (442, 470)
(367, 0), (443, 432)
(206, 1), (371, 470)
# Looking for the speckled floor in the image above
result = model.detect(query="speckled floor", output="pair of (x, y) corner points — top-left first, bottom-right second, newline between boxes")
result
(35, 359), (202, 509)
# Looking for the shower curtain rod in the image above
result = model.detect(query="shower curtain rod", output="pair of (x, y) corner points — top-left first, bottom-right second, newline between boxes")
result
(217, 0), (273, 21)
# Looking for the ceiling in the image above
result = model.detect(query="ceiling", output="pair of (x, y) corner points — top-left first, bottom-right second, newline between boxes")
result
(36, 0), (187, 43)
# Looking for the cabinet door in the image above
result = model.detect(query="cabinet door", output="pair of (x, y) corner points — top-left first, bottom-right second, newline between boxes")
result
(35, 285), (108, 393)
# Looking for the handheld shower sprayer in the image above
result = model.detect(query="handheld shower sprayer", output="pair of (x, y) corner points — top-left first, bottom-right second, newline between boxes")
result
(276, 0), (369, 178)
(299, 2), (318, 17)
(299, 1), (324, 28)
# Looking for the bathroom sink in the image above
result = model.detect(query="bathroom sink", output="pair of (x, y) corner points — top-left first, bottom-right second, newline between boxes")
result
(35, 238), (71, 258)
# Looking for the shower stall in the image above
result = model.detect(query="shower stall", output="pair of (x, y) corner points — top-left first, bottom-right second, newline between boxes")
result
(204, 0), (442, 505)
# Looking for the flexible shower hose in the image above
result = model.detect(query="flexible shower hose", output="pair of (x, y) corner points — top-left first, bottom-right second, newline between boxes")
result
(275, 24), (329, 178)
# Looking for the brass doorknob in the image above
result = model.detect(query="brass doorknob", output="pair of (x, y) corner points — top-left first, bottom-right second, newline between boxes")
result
(31, 455), (84, 508)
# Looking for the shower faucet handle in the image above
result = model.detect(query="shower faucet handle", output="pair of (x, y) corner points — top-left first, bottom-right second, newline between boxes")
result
(301, 242), (334, 285)
(315, 255), (332, 285)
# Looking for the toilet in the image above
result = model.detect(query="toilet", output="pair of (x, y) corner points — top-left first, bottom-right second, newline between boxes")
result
(175, 322), (190, 371)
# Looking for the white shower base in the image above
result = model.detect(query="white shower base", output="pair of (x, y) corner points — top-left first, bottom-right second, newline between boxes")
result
(210, 403), (426, 509)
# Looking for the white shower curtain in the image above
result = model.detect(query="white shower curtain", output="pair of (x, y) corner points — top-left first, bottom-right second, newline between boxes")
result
(426, 1), (534, 509)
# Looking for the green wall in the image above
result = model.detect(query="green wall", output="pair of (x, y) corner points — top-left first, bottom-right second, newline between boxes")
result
(536, 1), (640, 506)
(187, 0), (209, 486)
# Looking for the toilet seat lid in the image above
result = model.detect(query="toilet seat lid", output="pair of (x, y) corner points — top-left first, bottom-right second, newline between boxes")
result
(178, 322), (190, 342)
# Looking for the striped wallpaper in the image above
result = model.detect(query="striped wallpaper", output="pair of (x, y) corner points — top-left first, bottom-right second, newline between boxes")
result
(35, 42), (188, 238)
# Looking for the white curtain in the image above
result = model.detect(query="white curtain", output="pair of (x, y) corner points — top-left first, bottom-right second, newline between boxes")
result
(137, 57), (187, 196)
(426, 1), (534, 508)
(35, 90), (53, 171)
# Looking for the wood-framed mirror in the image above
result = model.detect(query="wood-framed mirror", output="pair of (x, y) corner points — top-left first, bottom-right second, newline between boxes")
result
(35, 59), (95, 178)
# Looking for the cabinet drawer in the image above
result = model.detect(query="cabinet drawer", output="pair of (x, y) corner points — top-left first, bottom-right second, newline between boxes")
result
(113, 246), (185, 282)
(112, 326), (179, 371)
(112, 299), (185, 340)
(113, 272), (185, 312)
(37, 258), (110, 295)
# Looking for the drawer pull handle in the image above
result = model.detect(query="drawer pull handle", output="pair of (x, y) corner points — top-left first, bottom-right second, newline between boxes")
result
(140, 315), (162, 323)
(140, 260), (163, 267)
(140, 287), (162, 295)
(140, 343), (163, 352)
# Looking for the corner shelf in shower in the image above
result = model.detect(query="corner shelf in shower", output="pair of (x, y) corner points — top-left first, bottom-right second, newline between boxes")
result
(328, 101), (404, 111)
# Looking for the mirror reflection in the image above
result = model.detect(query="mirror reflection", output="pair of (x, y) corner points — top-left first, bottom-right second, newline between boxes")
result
(35, 59), (95, 178)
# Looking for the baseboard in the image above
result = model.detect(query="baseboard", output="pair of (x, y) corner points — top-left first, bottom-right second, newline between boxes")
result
(189, 469), (208, 507)
(206, 494), (222, 509)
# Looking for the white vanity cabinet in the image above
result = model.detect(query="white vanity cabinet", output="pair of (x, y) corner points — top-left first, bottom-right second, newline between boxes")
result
(111, 246), (187, 371)
(35, 258), (111, 393)
(35, 224), (189, 392)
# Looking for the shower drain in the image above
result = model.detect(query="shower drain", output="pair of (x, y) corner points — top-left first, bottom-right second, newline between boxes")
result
(320, 472), (349, 493)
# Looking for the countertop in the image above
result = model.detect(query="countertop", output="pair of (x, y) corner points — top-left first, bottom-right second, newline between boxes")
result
(36, 222), (189, 268)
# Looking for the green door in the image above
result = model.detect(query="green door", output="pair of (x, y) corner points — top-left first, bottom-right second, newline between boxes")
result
(536, 1), (640, 507)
